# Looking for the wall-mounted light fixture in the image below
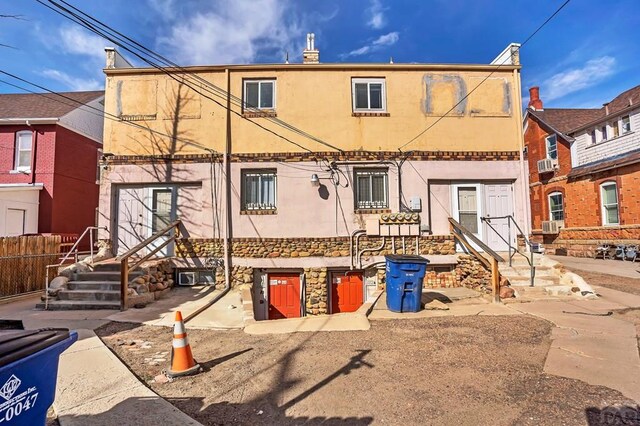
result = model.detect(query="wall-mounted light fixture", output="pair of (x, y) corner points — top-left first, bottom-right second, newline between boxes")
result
(310, 173), (320, 187)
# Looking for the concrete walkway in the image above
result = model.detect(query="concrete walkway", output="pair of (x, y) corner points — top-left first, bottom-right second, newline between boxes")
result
(55, 330), (202, 426)
(511, 287), (640, 402)
(549, 254), (640, 279)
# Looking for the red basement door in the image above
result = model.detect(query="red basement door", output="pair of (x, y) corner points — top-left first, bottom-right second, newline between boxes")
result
(331, 272), (363, 313)
(268, 273), (301, 320)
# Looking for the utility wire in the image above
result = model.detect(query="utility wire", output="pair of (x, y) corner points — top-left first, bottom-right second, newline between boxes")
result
(0, 71), (217, 154)
(398, 0), (571, 151)
(37, 0), (344, 153)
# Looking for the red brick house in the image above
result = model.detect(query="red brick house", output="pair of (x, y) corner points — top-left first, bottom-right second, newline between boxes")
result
(0, 91), (104, 237)
(524, 85), (640, 256)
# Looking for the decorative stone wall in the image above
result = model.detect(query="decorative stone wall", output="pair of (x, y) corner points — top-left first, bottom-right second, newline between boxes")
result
(211, 265), (254, 290)
(175, 235), (455, 259)
(455, 255), (492, 293)
(531, 224), (640, 257)
(304, 268), (328, 315)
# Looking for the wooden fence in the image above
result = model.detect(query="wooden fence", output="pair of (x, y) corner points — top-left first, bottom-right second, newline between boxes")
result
(0, 235), (62, 298)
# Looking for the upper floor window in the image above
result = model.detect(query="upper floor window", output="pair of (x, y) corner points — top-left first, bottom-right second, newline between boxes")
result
(612, 120), (620, 138)
(352, 78), (386, 112)
(548, 192), (564, 221)
(243, 80), (276, 110)
(14, 131), (32, 171)
(355, 168), (388, 210)
(600, 182), (619, 225)
(621, 115), (631, 133)
(600, 125), (608, 141)
(241, 169), (276, 211)
(590, 129), (597, 145)
(545, 134), (558, 160)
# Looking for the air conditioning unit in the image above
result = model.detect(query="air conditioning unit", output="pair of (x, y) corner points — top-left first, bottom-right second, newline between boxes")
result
(541, 220), (564, 234)
(537, 158), (558, 173)
(178, 271), (197, 286)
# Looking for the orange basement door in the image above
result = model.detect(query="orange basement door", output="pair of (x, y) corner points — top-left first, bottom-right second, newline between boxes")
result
(268, 273), (301, 320)
(330, 272), (363, 314)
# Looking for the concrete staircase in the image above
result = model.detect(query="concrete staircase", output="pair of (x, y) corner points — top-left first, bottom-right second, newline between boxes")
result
(496, 252), (578, 299)
(37, 263), (142, 310)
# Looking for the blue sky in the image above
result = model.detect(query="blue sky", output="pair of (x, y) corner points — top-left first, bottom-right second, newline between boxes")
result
(1, 0), (639, 109)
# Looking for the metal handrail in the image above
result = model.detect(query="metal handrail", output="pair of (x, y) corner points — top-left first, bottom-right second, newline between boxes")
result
(448, 218), (504, 263)
(44, 226), (108, 310)
(480, 215), (535, 287)
(119, 220), (182, 310)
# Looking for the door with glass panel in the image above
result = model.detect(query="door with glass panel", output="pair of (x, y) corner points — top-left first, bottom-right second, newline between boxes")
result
(452, 184), (482, 251)
(147, 188), (175, 256)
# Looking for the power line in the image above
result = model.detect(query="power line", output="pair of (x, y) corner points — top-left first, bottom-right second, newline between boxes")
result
(0, 70), (217, 154)
(398, 0), (571, 151)
(36, 0), (344, 153)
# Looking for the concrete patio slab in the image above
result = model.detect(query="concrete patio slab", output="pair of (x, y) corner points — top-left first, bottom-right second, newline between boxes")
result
(591, 285), (640, 309)
(107, 285), (221, 326)
(186, 291), (244, 329)
(549, 255), (640, 279)
(244, 312), (371, 335)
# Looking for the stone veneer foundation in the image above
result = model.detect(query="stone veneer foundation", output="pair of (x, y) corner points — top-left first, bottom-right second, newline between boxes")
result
(532, 225), (640, 257)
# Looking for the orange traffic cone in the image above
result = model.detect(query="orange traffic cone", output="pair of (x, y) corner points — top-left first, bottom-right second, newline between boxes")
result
(166, 311), (201, 378)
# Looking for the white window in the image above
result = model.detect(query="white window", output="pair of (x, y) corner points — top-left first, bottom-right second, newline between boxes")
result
(243, 80), (276, 110)
(242, 170), (276, 211)
(355, 169), (388, 209)
(352, 78), (386, 112)
(151, 189), (173, 233)
(612, 120), (620, 138)
(590, 129), (597, 145)
(600, 125), (608, 141)
(14, 131), (32, 171)
(548, 192), (564, 221)
(545, 134), (558, 160)
(621, 115), (631, 133)
(600, 182), (619, 225)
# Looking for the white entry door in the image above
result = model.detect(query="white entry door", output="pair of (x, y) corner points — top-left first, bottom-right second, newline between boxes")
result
(115, 186), (176, 256)
(452, 183), (482, 251)
(484, 183), (514, 252)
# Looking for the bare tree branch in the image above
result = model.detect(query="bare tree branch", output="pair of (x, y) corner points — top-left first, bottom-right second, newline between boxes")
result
(0, 14), (28, 20)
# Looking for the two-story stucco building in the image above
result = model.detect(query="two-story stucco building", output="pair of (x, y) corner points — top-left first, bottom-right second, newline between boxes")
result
(98, 40), (528, 319)
(524, 85), (640, 256)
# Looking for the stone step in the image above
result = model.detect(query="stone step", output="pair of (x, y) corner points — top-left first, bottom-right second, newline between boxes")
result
(498, 267), (556, 278)
(67, 281), (121, 291)
(57, 289), (121, 302)
(92, 263), (121, 272)
(36, 300), (121, 310)
(505, 275), (560, 287)
(75, 271), (141, 281)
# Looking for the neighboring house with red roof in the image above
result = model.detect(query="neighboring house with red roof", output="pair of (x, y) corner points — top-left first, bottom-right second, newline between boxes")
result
(0, 91), (104, 237)
(524, 85), (640, 256)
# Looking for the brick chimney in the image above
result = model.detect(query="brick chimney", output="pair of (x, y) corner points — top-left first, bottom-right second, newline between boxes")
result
(528, 87), (543, 110)
(302, 33), (319, 64)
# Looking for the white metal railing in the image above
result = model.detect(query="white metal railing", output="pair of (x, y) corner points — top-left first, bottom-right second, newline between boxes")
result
(43, 226), (108, 310)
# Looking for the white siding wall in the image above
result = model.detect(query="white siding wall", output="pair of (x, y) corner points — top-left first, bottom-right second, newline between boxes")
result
(574, 108), (640, 166)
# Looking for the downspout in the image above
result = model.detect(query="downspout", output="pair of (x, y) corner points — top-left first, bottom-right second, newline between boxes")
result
(185, 68), (233, 323)
(514, 68), (531, 243)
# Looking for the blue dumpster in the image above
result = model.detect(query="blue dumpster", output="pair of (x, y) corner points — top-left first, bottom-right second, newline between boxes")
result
(385, 254), (430, 312)
(0, 325), (77, 425)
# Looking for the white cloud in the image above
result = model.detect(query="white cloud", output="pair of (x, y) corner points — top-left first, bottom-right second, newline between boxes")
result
(344, 31), (399, 57)
(366, 0), (386, 29)
(156, 0), (311, 65)
(542, 56), (616, 101)
(41, 69), (103, 91)
(58, 26), (108, 62)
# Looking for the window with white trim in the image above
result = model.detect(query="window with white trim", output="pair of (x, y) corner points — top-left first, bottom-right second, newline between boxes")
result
(590, 129), (597, 145)
(352, 78), (386, 112)
(600, 182), (619, 225)
(14, 131), (32, 171)
(243, 80), (276, 110)
(548, 192), (564, 221)
(621, 115), (631, 133)
(600, 125), (608, 141)
(355, 169), (388, 209)
(545, 134), (558, 160)
(457, 187), (479, 233)
(612, 120), (620, 138)
(241, 170), (276, 211)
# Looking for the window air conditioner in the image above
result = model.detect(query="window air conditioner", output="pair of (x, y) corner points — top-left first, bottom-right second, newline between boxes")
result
(537, 158), (558, 174)
(541, 220), (563, 234)
(178, 271), (197, 286)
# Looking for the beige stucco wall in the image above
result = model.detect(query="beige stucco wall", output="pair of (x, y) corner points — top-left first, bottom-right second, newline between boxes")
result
(103, 65), (522, 156)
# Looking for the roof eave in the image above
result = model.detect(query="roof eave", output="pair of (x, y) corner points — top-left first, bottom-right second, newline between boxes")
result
(568, 104), (639, 135)
(525, 109), (575, 143)
(0, 118), (60, 125)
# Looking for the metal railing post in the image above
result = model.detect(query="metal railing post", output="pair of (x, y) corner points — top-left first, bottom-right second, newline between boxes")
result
(120, 258), (128, 310)
(508, 218), (512, 267)
(89, 228), (94, 264)
(530, 248), (535, 287)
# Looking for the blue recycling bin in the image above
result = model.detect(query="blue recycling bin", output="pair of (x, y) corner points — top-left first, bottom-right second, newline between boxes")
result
(385, 254), (430, 312)
(0, 326), (77, 425)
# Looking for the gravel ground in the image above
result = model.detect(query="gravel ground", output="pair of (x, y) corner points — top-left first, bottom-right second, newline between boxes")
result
(571, 269), (640, 297)
(96, 316), (639, 426)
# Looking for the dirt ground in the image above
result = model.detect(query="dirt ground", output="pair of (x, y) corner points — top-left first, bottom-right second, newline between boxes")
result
(96, 316), (639, 426)
(571, 268), (640, 297)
